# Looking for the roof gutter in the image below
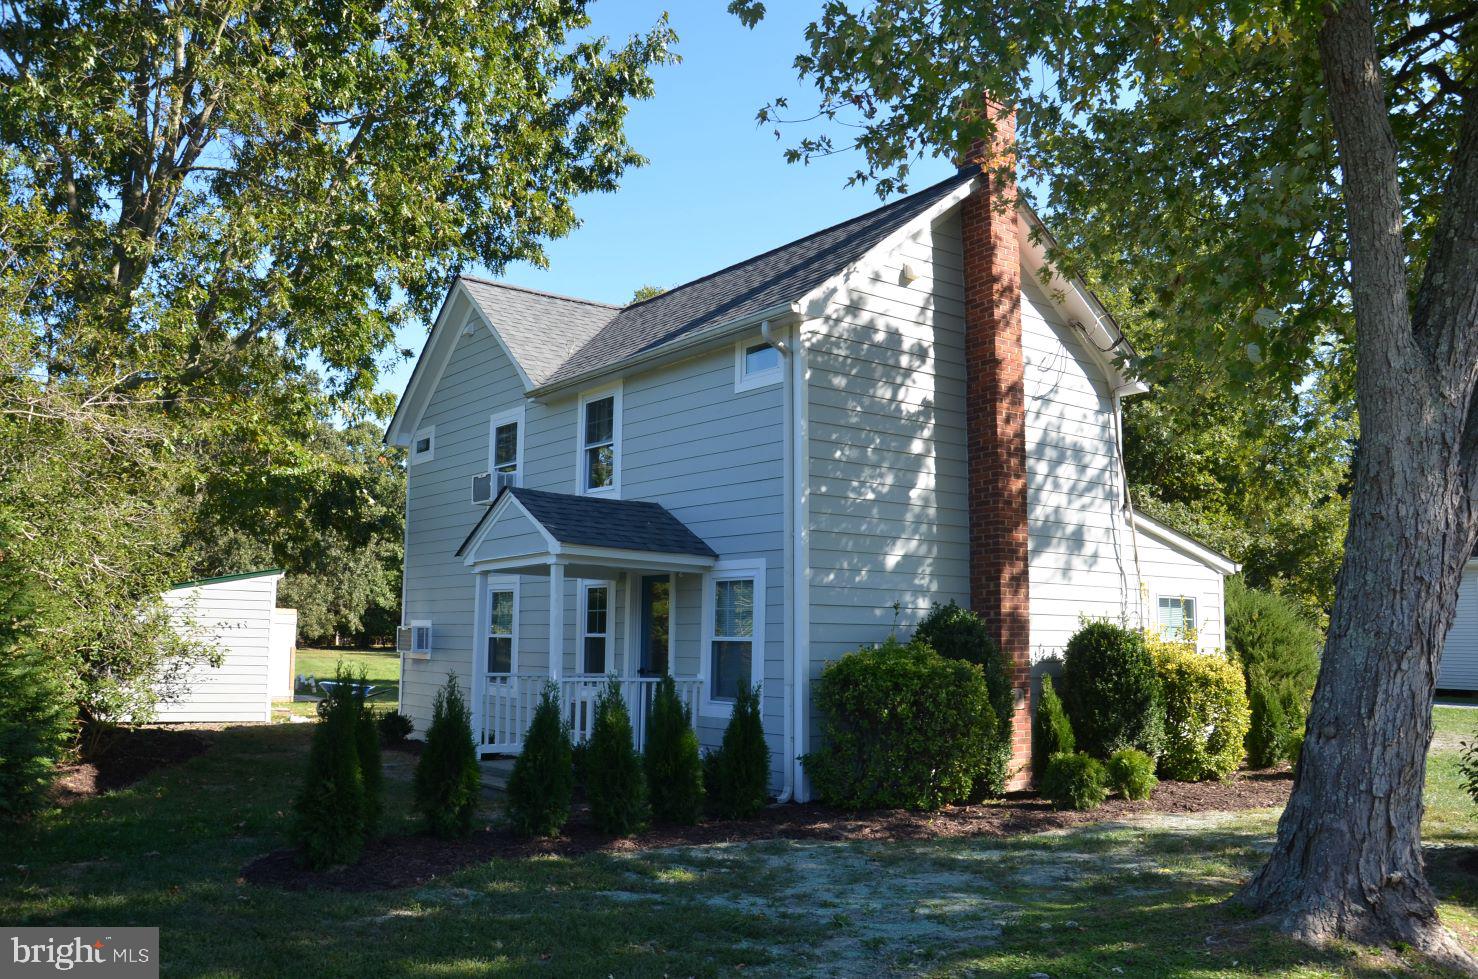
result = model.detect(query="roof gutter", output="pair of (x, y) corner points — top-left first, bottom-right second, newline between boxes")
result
(527, 302), (799, 400)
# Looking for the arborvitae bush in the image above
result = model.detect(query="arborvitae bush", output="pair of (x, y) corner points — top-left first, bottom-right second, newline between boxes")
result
(1032, 674), (1075, 777)
(710, 683), (771, 819)
(645, 675), (704, 825)
(0, 577), (72, 822)
(353, 680), (383, 837)
(805, 640), (992, 810)
(913, 601), (1013, 795)
(505, 685), (574, 837)
(414, 674), (481, 839)
(294, 667), (366, 868)
(1106, 748), (1158, 801)
(1062, 621), (1165, 758)
(377, 710), (414, 746)
(1245, 670), (1287, 769)
(585, 681), (648, 835)
(1153, 644), (1250, 782)
(1283, 691), (1307, 769)
(1225, 576), (1322, 699)
(1039, 752), (1109, 811)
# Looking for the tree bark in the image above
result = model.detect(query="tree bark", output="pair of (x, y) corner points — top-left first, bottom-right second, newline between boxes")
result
(1236, 0), (1478, 968)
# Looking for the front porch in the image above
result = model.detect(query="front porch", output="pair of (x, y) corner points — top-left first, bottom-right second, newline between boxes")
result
(457, 486), (724, 757)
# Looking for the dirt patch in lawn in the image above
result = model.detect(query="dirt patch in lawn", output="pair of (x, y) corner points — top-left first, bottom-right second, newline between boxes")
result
(243, 767), (1293, 893)
(50, 727), (210, 805)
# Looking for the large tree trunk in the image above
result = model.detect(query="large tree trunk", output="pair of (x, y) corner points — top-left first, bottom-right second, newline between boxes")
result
(1236, 0), (1478, 967)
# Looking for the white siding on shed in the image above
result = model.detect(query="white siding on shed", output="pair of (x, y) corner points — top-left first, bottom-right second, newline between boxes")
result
(1440, 562), (1478, 691)
(159, 572), (281, 723)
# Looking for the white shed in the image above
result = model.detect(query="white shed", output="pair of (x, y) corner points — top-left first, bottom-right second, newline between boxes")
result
(1439, 560), (1478, 692)
(158, 569), (293, 722)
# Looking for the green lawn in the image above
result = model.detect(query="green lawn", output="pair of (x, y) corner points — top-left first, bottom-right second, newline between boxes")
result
(1, 710), (1473, 977)
(274, 647), (400, 719)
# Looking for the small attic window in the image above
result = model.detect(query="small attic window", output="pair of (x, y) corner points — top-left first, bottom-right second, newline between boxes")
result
(412, 427), (435, 464)
(735, 339), (783, 392)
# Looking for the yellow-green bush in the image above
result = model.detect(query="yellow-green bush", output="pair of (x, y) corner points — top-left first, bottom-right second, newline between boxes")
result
(1149, 638), (1250, 781)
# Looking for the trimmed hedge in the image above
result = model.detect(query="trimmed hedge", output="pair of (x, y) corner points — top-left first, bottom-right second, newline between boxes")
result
(1106, 748), (1157, 801)
(1040, 752), (1108, 811)
(1032, 674), (1074, 777)
(707, 683), (770, 819)
(645, 675), (704, 825)
(913, 601), (1013, 795)
(585, 681), (648, 835)
(414, 675), (481, 839)
(505, 684), (574, 837)
(1153, 643), (1250, 782)
(805, 638), (994, 810)
(1062, 622), (1165, 759)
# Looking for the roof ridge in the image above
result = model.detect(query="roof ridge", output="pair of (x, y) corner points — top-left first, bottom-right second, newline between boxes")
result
(620, 167), (978, 313)
(456, 275), (623, 310)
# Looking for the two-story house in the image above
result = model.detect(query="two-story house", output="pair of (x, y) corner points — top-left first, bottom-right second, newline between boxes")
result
(386, 145), (1238, 798)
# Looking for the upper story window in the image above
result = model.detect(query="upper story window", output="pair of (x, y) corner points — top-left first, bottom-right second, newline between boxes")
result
(489, 407), (523, 490)
(411, 426), (435, 464)
(578, 387), (621, 495)
(735, 337), (783, 392)
(1157, 595), (1197, 639)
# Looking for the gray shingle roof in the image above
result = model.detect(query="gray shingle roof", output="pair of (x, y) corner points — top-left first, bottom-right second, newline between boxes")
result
(461, 167), (977, 391)
(458, 279), (619, 386)
(456, 487), (717, 559)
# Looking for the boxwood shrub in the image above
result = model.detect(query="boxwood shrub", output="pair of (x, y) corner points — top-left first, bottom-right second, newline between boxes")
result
(804, 638), (994, 810)
(1106, 748), (1157, 801)
(1152, 642), (1250, 782)
(1062, 621), (1165, 759)
(1039, 752), (1108, 811)
(913, 601), (1013, 795)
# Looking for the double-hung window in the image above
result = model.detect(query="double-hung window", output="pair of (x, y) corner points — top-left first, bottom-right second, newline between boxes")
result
(578, 388), (620, 495)
(489, 408), (523, 490)
(581, 583), (610, 675)
(486, 583), (516, 674)
(704, 560), (765, 713)
(1157, 595), (1196, 639)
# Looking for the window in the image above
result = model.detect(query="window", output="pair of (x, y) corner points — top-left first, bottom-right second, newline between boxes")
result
(577, 387), (620, 495)
(1157, 595), (1197, 638)
(489, 407), (524, 490)
(487, 585), (515, 674)
(411, 426), (435, 463)
(581, 583), (610, 675)
(703, 560), (765, 714)
(735, 337), (783, 391)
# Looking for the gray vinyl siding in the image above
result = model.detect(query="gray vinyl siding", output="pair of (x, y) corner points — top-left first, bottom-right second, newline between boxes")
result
(806, 210), (971, 680)
(401, 313), (788, 787)
(1439, 563), (1478, 691)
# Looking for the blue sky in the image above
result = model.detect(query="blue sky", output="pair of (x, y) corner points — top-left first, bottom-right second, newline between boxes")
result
(375, 1), (959, 396)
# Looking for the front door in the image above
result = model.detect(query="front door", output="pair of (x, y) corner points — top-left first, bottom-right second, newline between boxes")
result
(639, 575), (670, 676)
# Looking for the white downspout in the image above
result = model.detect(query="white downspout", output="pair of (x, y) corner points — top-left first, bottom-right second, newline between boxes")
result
(764, 318), (796, 804)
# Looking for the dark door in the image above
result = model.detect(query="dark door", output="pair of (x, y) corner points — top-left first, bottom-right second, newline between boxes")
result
(639, 575), (670, 676)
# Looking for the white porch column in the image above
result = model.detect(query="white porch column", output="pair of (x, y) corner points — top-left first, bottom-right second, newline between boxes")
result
(549, 561), (565, 681)
(470, 571), (488, 753)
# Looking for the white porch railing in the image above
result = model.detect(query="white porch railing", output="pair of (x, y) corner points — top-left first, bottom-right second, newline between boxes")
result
(480, 674), (702, 754)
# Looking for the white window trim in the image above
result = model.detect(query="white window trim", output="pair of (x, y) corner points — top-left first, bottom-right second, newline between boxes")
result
(699, 558), (766, 718)
(576, 579), (614, 677)
(734, 337), (784, 393)
(575, 383), (622, 498)
(488, 404), (526, 488)
(408, 619), (433, 660)
(410, 426), (435, 464)
(485, 578), (519, 675)
(1155, 593), (1198, 639)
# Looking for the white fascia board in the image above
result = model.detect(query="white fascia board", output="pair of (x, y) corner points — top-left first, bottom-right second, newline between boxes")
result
(1132, 511), (1241, 575)
(386, 281), (535, 447)
(528, 303), (797, 399)
(794, 177), (982, 319)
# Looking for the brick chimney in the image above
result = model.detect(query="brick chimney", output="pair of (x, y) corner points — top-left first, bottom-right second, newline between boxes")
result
(960, 105), (1033, 791)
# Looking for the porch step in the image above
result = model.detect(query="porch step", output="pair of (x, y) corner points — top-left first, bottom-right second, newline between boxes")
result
(479, 756), (517, 796)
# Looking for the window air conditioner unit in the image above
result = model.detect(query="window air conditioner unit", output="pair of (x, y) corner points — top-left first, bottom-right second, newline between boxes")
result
(397, 623), (432, 655)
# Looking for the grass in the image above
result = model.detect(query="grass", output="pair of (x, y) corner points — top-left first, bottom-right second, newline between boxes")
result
(1, 710), (1473, 977)
(273, 647), (400, 720)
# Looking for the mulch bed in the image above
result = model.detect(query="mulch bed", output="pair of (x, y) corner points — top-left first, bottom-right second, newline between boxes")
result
(50, 727), (211, 806)
(242, 767), (1294, 893)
